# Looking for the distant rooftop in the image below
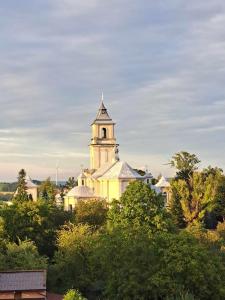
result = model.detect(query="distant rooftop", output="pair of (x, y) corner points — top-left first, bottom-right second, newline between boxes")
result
(0, 270), (46, 292)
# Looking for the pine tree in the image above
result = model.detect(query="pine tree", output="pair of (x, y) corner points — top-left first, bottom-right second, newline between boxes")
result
(14, 169), (29, 203)
(39, 177), (56, 202)
(65, 177), (77, 190)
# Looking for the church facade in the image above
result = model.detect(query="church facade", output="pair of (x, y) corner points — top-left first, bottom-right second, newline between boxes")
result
(64, 100), (146, 211)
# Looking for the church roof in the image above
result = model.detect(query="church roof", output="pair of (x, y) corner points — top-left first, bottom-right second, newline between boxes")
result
(25, 176), (37, 188)
(155, 176), (170, 188)
(92, 161), (117, 179)
(92, 100), (114, 125)
(66, 186), (94, 198)
(99, 161), (143, 180)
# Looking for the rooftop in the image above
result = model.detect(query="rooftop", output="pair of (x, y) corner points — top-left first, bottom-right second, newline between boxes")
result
(0, 270), (46, 292)
(99, 161), (143, 180)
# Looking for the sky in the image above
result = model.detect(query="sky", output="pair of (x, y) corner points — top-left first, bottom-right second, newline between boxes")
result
(1, 0), (225, 181)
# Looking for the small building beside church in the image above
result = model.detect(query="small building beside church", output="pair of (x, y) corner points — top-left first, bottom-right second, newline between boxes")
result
(13, 175), (38, 202)
(25, 176), (38, 201)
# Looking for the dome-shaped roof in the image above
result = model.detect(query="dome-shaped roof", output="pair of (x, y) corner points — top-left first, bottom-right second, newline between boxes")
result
(66, 186), (94, 198)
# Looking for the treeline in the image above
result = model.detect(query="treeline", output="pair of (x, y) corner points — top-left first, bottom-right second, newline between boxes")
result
(0, 182), (17, 192)
(0, 152), (225, 299)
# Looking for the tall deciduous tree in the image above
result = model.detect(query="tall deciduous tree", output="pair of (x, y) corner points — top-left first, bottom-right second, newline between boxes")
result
(170, 151), (200, 182)
(108, 181), (173, 232)
(170, 161), (224, 227)
(75, 200), (108, 228)
(48, 224), (97, 294)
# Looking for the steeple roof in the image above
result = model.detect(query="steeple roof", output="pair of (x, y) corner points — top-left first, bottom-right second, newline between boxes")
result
(92, 96), (114, 125)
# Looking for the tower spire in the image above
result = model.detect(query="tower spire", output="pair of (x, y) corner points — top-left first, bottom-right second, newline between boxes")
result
(92, 94), (113, 123)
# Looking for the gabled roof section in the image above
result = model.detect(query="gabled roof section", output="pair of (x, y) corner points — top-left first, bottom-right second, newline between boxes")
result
(0, 270), (46, 291)
(155, 176), (170, 188)
(92, 100), (114, 125)
(92, 161), (117, 179)
(99, 161), (143, 180)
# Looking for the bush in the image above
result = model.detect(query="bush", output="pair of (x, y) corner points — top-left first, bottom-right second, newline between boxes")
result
(63, 289), (87, 300)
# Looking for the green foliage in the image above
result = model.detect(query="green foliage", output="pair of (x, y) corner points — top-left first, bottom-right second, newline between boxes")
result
(0, 200), (72, 257)
(48, 222), (225, 299)
(39, 177), (56, 202)
(63, 289), (87, 300)
(217, 221), (225, 241)
(48, 224), (97, 294)
(0, 239), (47, 270)
(90, 228), (225, 300)
(169, 181), (186, 228)
(13, 169), (29, 203)
(166, 292), (196, 300)
(108, 180), (173, 232)
(65, 177), (77, 190)
(170, 151), (200, 181)
(213, 175), (225, 220)
(75, 199), (108, 228)
(0, 182), (17, 192)
(170, 158), (225, 227)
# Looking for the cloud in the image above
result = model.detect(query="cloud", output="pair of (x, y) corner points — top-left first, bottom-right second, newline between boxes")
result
(1, 0), (225, 180)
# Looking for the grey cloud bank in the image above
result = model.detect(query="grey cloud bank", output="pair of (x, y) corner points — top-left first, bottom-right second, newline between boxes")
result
(0, 0), (225, 181)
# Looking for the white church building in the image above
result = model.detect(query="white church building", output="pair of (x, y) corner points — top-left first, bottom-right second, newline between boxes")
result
(64, 99), (170, 211)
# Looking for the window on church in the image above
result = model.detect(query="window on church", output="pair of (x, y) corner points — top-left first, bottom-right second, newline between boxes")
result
(102, 128), (107, 138)
(82, 180), (85, 186)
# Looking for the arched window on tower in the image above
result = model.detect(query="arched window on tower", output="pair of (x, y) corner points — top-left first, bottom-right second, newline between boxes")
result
(102, 128), (107, 138)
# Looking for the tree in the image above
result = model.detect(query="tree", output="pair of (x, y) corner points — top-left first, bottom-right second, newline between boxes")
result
(0, 200), (72, 257)
(13, 169), (29, 203)
(63, 289), (87, 300)
(169, 180), (186, 228)
(0, 239), (47, 270)
(90, 228), (225, 300)
(75, 200), (108, 228)
(170, 165), (224, 227)
(170, 151), (200, 182)
(108, 180), (173, 232)
(213, 175), (225, 222)
(39, 177), (56, 202)
(65, 177), (77, 190)
(48, 224), (97, 295)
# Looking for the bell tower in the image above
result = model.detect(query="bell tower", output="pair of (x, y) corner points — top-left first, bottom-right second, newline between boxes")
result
(90, 97), (118, 170)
